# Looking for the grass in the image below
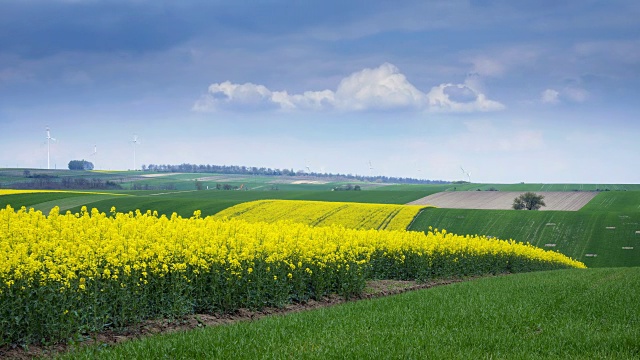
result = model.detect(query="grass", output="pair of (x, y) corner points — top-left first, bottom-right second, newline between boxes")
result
(58, 267), (640, 359)
(0, 192), (97, 209)
(56, 190), (428, 217)
(409, 191), (640, 268)
(1, 174), (637, 358)
(0, 189), (431, 218)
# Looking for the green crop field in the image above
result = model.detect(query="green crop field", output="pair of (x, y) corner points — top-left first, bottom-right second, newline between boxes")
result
(3, 178), (639, 268)
(409, 191), (640, 267)
(0, 192), (127, 211)
(58, 268), (640, 360)
(2, 173), (639, 359)
(0, 188), (431, 218)
(64, 190), (430, 217)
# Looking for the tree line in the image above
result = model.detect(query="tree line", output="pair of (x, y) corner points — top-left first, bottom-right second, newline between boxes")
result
(142, 163), (449, 185)
(8, 177), (122, 190)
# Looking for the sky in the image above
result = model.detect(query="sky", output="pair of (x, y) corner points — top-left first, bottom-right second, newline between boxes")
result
(1, 0), (639, 184)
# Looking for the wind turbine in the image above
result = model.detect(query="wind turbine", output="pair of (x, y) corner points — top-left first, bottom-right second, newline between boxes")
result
(131, 135), (140, 170)
(368, 160), (373, 178)
(46, 126), (56, 170)
(460, 166), (471, 183)
(88, 144), (97, 169)
(304, 159), (311, 174)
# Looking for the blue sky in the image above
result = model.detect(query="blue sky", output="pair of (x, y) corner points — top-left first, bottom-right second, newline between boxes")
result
(1, 0), (638, 183)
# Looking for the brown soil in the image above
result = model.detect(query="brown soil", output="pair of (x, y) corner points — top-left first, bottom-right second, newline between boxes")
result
(0, 278), (471, 359)
(408, 191), (598, 211)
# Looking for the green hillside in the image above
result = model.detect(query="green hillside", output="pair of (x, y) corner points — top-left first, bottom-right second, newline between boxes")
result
(409, 191), (640, 267)
(59, 268), (640, 360)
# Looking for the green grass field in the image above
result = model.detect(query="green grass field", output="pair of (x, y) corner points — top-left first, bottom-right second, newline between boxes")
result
(0, 190), (428, 218)
(58, 267), (640, 359)
(409, 191), (640, 268)
(2, 172), (639, 358)
(0, 192), (127, 212)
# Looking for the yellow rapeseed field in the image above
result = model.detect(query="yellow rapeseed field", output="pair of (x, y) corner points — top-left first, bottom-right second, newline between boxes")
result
(0, 204), (585, 345)
(213, 199), (428, 230)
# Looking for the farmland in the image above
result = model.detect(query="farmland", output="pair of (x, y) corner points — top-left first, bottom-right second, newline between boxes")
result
(1, 179), (638, 267)
(58, 268), (640, 360)
(212, 200), (427, 230)
(0, 204), (582, 347)
(0, 170), (638, 358)
(408, 191), (598, 211)
(409, 191), (640, 267)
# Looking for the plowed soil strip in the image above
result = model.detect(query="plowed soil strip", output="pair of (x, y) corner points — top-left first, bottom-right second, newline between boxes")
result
(407, 191), (598, 211)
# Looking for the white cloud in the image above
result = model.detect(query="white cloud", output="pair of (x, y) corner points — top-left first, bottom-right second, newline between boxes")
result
(193, 63), (504, 113)
(539, 86), (588, 105)
(192, 81), (278, 111)
(333, 63), (425, 110)
(541, 89), (560, 104)
(426, 83), (505, 113)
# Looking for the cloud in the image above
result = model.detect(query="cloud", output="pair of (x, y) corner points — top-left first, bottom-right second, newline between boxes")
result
(193, 63), (504, 113)
(194, 81), (278, 111)
(541, 89), (560, 104)
(540, 87), (588, 104)
(333, 63), (425, 111)
(425, 83), (505, 113)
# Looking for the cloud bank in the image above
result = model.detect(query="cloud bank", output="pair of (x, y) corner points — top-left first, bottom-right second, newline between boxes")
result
(193, 63), (504, 113)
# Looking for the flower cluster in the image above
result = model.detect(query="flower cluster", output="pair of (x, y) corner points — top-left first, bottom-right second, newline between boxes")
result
(0, 204), (584, 345)
(213, 200), (428, 231)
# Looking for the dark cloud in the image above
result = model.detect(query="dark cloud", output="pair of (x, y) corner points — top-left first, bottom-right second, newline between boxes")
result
(0, 2), (198, 58)
(0, 0), (393, 59)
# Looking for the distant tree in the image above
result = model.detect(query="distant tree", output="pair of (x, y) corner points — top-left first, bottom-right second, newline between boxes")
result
(512, 192), (546, 210)
(354, 185), (361, 191)
(68, 160), (94, 171)
(195, 179), (204, 191)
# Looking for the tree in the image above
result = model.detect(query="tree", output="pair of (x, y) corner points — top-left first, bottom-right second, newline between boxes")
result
(68, 160), (94, 171)
(512, 192), (546, 210)
(194, 179), (204, 191)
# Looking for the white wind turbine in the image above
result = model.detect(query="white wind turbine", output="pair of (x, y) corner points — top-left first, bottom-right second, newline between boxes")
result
(368, 160), (373, 178)
(89, 144), (97, 169)
(46, 126), (56, 170)
(460, 166), (471, 183)
(131, 135), (140, 170)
